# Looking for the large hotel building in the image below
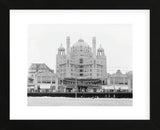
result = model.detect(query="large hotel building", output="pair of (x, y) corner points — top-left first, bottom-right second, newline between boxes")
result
(27, 37), (132, 93)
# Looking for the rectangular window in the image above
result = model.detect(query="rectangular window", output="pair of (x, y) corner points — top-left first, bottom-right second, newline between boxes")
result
(47, 81), (51, 83)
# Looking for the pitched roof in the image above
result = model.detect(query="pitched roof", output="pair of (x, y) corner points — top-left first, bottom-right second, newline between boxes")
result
(28, 63), (53, 73)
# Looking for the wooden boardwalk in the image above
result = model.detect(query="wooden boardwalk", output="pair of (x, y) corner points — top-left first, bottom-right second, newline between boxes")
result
(28, 92), (132, 98)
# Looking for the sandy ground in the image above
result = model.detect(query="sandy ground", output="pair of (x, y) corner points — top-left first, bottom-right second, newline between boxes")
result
(28, 97), (132, 106)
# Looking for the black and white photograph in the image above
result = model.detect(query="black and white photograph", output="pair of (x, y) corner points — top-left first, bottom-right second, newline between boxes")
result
(10, 10), (149, 120)
(27, 24), (133, 106)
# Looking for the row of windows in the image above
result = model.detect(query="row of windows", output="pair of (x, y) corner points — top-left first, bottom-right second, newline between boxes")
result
(71, 64), (92, 67)
(58, 68), (104, 72)
(71, 48), (91, 53)
(70, 53), (92, 57)
(70, 68), (92, 71)
(59, 69), (95, 73)
(70, 73), (92, 76)
(58, 62), (105, 67)
(37, 81), (55, 83)
(59, 69), (104, 73)
(58, 61), (93, 65)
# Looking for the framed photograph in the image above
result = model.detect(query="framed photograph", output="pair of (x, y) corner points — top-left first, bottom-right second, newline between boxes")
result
(1, 0), (157, 129)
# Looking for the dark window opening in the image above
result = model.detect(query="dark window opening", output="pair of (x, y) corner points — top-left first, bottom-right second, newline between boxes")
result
(80, 74), (83, 76)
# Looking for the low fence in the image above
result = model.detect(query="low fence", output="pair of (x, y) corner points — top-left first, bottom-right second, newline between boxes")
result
(27, 92), (132, 98)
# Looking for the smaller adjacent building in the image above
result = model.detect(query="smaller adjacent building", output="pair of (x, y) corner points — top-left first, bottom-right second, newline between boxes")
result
(105, 70), (133, 92)
(27, 63), (58, 93)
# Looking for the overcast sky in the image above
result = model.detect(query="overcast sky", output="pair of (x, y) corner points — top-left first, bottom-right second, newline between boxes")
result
(28, 24), (132, 74)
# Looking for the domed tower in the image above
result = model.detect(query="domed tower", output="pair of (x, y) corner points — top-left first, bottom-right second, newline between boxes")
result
(97, 44), (105, 56)
(58, 43), (65, 55)
(56, 43), (66, 78)
(96, 44), (107, 79)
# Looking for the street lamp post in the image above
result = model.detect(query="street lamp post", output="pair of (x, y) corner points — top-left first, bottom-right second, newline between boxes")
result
(75, 66), (78, 98)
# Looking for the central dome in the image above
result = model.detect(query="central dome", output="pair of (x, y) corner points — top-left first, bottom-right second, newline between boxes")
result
(73, 38), (89, 47)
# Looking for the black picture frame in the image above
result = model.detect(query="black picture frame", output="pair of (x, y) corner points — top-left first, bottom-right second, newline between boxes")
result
(0, 0), (159, 129)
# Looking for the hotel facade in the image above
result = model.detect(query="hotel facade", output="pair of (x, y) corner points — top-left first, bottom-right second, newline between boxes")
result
(56, 37), (107, 92)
